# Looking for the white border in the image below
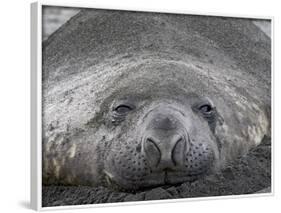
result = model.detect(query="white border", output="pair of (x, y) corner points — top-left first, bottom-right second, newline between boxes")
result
(36, 0), (274, 20)
(31, 2), (42, 210)
(31, 1), (274, 211)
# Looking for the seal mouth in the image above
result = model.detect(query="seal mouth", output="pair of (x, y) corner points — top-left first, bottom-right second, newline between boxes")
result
(103, 169), (206, 192)
(163, 169), (205, 184)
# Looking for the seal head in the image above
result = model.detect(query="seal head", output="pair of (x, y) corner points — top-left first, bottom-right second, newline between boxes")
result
(103, 94), (220, 190)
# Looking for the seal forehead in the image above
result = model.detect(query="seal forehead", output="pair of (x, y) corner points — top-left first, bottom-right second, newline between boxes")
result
(110, 61), (211, 94)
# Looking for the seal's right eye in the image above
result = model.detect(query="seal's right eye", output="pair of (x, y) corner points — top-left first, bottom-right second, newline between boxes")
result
(114, 105), (133, 114)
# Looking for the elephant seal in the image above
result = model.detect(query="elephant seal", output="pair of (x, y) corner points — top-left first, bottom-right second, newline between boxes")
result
(42, 9), (271, 191)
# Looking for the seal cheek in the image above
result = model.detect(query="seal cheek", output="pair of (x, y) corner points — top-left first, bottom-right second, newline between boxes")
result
(247, 109), (269, 146)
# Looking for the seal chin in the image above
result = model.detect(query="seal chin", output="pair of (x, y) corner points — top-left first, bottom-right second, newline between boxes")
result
(164, 170), (207, 185)
(103, 170), (165, 191)
(103, 169), (208, 192)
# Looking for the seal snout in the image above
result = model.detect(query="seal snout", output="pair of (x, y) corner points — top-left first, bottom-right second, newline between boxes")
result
(142, 115), (189, 171)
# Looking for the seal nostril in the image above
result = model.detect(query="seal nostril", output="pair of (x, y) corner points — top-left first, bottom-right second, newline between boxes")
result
(171, 137), (186, 166)
(143, 137), (161, 168)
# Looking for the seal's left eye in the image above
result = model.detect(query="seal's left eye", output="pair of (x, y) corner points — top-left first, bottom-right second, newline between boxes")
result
(199, 104), (213, 114)
(114, 105), (133, 114)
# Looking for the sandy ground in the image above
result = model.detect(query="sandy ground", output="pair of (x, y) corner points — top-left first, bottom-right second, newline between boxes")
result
(42, 136), (271, 206)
